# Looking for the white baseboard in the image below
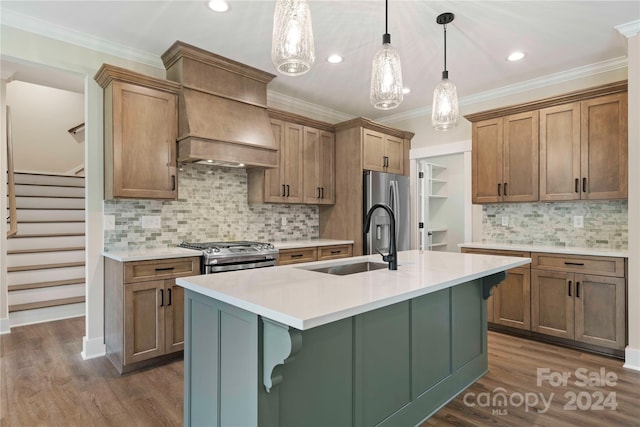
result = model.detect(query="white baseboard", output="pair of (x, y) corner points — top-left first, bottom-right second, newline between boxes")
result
(623, 346), (640, 372)
(9, 303), (85, 328)
(82, 335), (106, 360)
(0, 317), (10, 335)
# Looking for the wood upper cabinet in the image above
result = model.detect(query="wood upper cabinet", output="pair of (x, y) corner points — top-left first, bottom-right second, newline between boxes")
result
(95, 64), (180, 200)
(303, 127), (335, 204)
(472, 112), (538, 203)
(263, 119), (303, 203)
(363, 129), (405, 175)
(540, 93), (628, 201)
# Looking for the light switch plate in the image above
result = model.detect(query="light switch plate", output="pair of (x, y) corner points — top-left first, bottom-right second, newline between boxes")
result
(141, 216), (161, 229)
(104, 215), (115, 231)
(501, 216), (509, 227)
(573, 215), (584, 228)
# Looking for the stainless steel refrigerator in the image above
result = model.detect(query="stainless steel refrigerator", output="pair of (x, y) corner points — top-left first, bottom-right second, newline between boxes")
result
(363, 170), (411, 255)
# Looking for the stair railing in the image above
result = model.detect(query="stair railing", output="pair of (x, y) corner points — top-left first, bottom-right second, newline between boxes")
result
(6, 106), (17, 238)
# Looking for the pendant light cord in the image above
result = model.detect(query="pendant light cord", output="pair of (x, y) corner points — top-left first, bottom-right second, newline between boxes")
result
(385, 0), (388, 35)
(443, 23), (447, 73)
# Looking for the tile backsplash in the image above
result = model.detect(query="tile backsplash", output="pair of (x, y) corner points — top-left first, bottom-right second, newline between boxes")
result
(103, 163), (318, 250)
(482, 200), (628, 249)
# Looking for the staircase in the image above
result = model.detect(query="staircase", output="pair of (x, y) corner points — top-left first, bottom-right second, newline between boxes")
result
(6, 172), (86, 326)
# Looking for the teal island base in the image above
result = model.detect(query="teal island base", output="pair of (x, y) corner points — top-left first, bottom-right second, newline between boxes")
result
(183, 274), (504, 427)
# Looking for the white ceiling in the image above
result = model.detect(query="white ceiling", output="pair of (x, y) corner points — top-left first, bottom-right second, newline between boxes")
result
(1, 1), (638, 121)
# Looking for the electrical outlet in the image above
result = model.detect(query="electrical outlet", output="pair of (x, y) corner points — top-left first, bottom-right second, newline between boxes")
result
(573, 215), (584, 228)
(141, 216), (161, 229)
(104, 215), (115, 231)
(501, 216), (509, 227)
(281, 217), (287, 226)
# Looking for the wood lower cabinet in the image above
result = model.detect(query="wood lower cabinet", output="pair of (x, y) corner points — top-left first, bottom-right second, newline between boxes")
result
(277, 244), (352, 266)
(460, 248), (531, 330)
(95, 64), (180, 200)
(531, 252), (626, 351)
(105, 256), (200, 373)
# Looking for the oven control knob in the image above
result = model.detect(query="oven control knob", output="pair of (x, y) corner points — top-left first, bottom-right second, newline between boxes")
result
(206, 248), (213, 253)
(213, 247), (220, 252)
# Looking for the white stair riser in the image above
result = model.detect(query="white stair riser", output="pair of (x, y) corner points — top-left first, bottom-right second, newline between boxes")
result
(6, 235), (85, 251)
(14, 173), (85, 187)
(8, 283), (85, 305)
(13, 209), (85, 222)
(7, 250), (85, 268)
(15, 222), (85, 236)
(15, 184), (85, 198)
(16, 196), (85, 209)
(7, 266), (85, 286)
(9, 303), (85, 328)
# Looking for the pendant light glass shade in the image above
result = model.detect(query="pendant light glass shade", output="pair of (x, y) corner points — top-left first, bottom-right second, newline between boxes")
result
(432, 71), (459, 130)
(432, 13), (459, 130)
(370, 39), (404, 110)
(370, 0), (403, 110)
(271, 0), (315, 76)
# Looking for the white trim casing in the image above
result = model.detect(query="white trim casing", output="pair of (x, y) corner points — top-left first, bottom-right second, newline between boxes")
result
(82, 335), (106, 360)
(623, 347), (640, 372)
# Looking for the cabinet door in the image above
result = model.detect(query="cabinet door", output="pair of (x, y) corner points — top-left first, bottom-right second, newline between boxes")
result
(283, 123), (304, 203)
(539, 103), (581, 201)
(574, 274), (626, 350)
(302, 127), (321, 203)
(384, 135), (404, 175)
(111, 81), (177, 199)
(580, 93), (628, 200)
(362, 129), (386, 172)
(164, 279), (185, 354)
(124, 280), (165, 364)
(318, 130), (335, 204)
(264, 119), (287, 203)
(503, 111), (538, 202)
(531, 270), (574, 339)
(472, 118), (503, 203)
(493, 267), (531, 330)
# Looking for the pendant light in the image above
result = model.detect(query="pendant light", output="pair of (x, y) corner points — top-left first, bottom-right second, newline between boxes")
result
(432, 12), (459, 131)
(370, 0), (403, 110)
(271, 0), (315, 76)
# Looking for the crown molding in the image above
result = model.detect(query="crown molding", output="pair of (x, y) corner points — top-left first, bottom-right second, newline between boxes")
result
(379, 56), (629, 125)
(616, 20), (640, 38)
(1, 9), (163, 68)
(267, 90), (354, 124)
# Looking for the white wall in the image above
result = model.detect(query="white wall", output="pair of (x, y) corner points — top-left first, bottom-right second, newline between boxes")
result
(0, 25), (166, 358)
(1, 79), (9, 333)
(7, 81), (84, 174)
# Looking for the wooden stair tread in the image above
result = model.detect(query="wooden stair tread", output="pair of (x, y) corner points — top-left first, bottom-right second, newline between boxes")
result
(10, 233), (85, 239)
(9, 278), (85, 291)
(7, 247), (85, 255)
(14, 182), (85, 188)
(14, 207), (85, 211)
(8, 261), (85, 272)
(16, 220), (85, 224)
(15, 195), (85, 199)
(9, 296), (85, 313)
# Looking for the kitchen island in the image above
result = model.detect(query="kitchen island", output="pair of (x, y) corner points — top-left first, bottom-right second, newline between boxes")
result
(177, 250), (530, 427)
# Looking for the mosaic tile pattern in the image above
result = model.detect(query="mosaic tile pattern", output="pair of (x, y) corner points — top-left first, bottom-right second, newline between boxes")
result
(104, 163), (319, 250)
(482, 200), (628, 249)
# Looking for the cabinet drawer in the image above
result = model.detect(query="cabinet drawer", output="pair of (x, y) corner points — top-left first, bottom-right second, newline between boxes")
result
(124, 257), (201, 283)
(461, 248), (531, 267)
(277, 247), (317, 265)
(532, 253), (624, 277)
(318, 244), (353, 261)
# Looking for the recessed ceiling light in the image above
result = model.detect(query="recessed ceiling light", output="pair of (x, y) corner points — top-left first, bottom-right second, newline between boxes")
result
(402, 87), (411, 94)
(507, 51), (526, 62)
(207, 0), (229, 12)
(327, 54), (343, 64)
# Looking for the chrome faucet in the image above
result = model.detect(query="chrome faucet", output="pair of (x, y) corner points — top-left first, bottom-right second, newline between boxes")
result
(364, 203), (398, 270)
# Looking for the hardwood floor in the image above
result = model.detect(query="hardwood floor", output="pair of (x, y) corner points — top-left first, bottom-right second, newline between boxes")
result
(2, 317), (639, 426)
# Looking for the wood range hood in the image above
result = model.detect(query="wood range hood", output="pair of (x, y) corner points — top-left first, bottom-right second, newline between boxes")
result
(162, 41), (278, 168)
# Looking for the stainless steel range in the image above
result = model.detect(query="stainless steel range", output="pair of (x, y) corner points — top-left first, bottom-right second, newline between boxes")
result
(178, 241), (278, 274)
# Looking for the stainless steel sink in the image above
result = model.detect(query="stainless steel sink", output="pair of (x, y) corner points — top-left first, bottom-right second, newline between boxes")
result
(301, 261), (389, 276)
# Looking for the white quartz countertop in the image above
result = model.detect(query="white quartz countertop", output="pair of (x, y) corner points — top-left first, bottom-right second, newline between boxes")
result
(102, 247), (201, 262)
(458, 242), (628, 258)
(176, 250), (530, 330)
(272, 239), (354, 250)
